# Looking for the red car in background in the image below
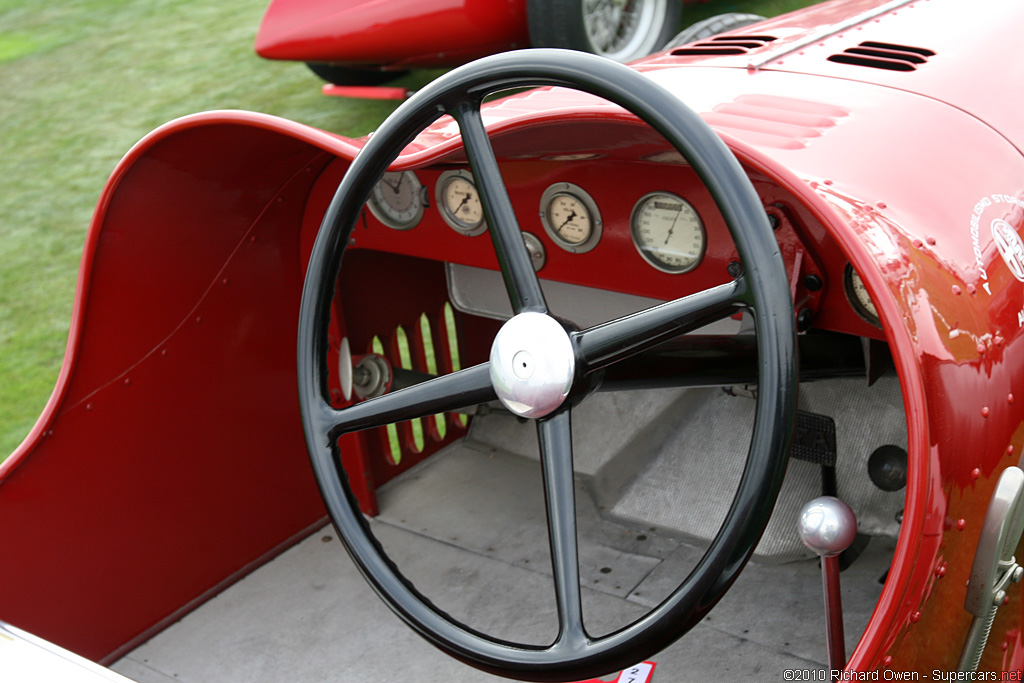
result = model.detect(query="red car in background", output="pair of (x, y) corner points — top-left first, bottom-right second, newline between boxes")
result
(255, 0), (684, 87)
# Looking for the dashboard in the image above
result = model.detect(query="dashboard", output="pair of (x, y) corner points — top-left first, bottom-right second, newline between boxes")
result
(370, 168), (707, 275)
(302, 149), (885, 344)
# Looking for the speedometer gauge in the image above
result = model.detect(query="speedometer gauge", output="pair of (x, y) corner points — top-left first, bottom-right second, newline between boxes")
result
(630, 192), (705, 273)
(437, 170), (486, 236)
(540, 182), (602, 253)
(367, 171), (424, 230)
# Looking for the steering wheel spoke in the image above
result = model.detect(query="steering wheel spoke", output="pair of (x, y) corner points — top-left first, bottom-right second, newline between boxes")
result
(321, 363), (496, 438)
(451, 102), (548, 315)
(575, 277), (746, 373)
(537, 412), (587, 646)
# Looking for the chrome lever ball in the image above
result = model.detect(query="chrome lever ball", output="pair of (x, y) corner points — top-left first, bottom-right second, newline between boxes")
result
(797, 496), (858, 558)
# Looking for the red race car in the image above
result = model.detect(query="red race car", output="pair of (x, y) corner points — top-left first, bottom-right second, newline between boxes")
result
(3, 0), (1024, 681)
(255, 0), (685, 90)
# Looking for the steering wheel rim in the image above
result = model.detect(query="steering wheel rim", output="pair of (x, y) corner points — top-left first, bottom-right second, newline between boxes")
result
(298, 49), (797, 682)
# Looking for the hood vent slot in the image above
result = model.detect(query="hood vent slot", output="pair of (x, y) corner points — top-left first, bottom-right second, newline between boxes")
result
(672, 34), (776, 57)
(828, 41), (934, 71)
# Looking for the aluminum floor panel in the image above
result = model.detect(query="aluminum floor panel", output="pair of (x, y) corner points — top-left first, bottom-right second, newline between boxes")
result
(113, 441), (891, 682)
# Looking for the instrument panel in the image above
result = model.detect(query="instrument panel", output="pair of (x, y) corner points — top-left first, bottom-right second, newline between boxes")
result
(364, 165), (717, 278)
(316, 155), (881, 341)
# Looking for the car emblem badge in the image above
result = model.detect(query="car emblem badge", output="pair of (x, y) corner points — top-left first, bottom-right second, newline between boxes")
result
(992, 218), (1024, 282)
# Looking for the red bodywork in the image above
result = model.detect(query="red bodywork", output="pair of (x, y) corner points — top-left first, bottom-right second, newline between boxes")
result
(255, 0), (529, 70)
(3, 0), (1024, 677)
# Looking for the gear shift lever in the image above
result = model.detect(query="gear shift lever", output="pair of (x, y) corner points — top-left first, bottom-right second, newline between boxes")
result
(798, 496), (858, 671)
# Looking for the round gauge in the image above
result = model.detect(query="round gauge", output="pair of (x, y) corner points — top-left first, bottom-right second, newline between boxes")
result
(630, 192), (706, 273)
(540, 182), (602, 253)
(367, 171), (424, 230)
(436, 170), (486, 236)
(522, 232), (546, 271)
(844, 264), (880, 326)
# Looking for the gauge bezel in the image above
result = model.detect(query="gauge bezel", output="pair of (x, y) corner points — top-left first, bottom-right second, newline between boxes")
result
(367, 170), (425, 230)
(844, 263), (881, 327)
(539, 182), (602, 254)
(522, 232), (546, 271)
(436, 170), (487, 236)
(630, 191), (706, 274)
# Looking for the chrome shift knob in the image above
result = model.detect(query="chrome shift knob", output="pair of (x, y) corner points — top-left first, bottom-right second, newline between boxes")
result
(798, 496), (858, 671)
(798, 497), (857, 558)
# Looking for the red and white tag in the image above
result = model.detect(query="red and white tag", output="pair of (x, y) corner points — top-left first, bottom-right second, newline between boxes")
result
(573, 661), (656, 683)
(615, 662), (655, 683)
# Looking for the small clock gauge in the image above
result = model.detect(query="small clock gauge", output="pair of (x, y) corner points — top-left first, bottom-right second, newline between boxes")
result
(367, 171), (424, 230)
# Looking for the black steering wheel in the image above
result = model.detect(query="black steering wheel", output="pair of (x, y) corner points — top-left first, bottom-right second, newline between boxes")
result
(298, 49), (797, 682)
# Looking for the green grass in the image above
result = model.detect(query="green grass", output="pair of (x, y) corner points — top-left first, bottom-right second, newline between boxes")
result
(0, 0), (817, 459)
(0, 0), (432, 458)
(681, 0), (818, 24)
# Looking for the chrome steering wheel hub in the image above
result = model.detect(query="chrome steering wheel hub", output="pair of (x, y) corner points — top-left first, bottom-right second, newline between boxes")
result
(489, 312), (575, 418)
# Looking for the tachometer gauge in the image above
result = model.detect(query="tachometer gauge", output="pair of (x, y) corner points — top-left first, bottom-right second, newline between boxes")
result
(540, 182), (602, 253)
(844, 264), (880, 326)
(630, 192), (706, 273)
(367, 171), (424, 230)
(437, 170), (486, 236)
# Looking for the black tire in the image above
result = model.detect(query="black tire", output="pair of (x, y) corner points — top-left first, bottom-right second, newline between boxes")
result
(527, 0), (681, 63)
(306, 62), (406, 87)
(666, 12), (767, 49)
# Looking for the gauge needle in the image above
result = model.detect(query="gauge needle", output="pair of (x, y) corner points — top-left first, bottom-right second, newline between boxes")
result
(557, 210), (577, 233)
(383, 176), (402, 192)
(455, 192), (472, 215)
(664, 210), (681, 245)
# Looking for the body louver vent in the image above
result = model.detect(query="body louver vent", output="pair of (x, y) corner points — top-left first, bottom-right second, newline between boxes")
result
(672, 35), (776, 56)
(702, 94), (850, 150)
(828, 41), (935, 71)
